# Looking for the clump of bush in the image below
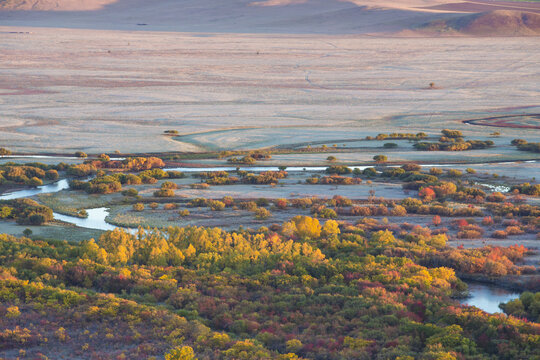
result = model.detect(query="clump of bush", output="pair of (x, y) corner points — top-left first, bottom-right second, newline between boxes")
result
(373, 155), (387, 163)
(254, 207), (272, 219)
(71, 176), (121, 194)
(311, 205), (337, 219)
(511, 183), (540, 196)
(308, 175), (361, 185)
(0, 199), (53, 225)
(0, 147), (12, 155)
(154, 189), (175, 197)
(512, 140), (540, 153)
(326, 166), (351, 175)
(178, 209), (190, 217)
(414, 131), (494, 151)
(492, 230), (507, 239)
(457, 224), (484, 239)
(122, 188), (138, 197)
(208, 200), (225, 211)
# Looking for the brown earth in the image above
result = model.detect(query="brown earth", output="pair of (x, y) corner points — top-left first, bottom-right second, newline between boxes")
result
(413, 10), (540, 35)
(426, 0), (540, 14)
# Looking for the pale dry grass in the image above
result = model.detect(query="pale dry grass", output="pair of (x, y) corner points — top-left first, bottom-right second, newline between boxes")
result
(0, 27), (538, 155)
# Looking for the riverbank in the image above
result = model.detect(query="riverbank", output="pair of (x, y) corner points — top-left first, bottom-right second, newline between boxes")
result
(459, 281), (520, 314)
(458, 273), (540, 293)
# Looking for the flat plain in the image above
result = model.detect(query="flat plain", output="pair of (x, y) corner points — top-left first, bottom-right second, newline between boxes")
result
(1, 27), (539, 155)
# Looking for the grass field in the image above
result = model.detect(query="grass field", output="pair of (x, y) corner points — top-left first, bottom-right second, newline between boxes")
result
(0, 27), (538, 155)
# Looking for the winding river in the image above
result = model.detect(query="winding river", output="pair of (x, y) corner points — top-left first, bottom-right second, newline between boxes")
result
(0, 161), (533, 313)
(53, 208), (118, 232)
(0, 179), (71, 200)
(0, 179), (126, 232)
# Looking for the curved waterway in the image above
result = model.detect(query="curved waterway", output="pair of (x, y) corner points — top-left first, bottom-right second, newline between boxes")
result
(165, 160), (538, 173)
(53, 208), (118, 232)
(460, 282), (520, 314)
(0, 179), (131, 232)
(0, 179), (71, 200)
(0, 166), (528, 313)
(0, 155), (81, 160)
(0, 155), (125, 160)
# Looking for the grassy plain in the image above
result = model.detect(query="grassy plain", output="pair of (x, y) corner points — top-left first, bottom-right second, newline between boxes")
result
(0, 27), (539, 155)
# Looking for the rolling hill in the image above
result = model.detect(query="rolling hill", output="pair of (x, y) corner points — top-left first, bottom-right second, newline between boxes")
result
(0, 0), (538, 35)
(415, 9), (540, 35)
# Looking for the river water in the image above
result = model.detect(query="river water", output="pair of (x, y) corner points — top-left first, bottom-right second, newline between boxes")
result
(53, 208), (118, 232)
(460, 282), (520, 313)
(0, 179), (71, 200)
(0, 161), (531, 313)
(165, 160), (537, 173)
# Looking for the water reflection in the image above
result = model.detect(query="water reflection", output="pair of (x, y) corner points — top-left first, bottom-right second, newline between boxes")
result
(0, 179), (70, 200)
(460, 282), (520, 314)
(165, 160), (537, 173)
(53, 208), (117, 232)
(53, 208), (140, 234)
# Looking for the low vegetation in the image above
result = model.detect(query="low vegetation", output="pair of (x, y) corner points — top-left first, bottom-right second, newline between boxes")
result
(0, 215), (539, 359)
(0, 134), (538, 359)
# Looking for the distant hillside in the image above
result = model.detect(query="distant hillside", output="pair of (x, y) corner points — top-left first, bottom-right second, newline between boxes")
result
(0, 0), (539, 35)
(415, 10), (540, 36)
(0, 0), (458, 34)
(0, 0), (116, 11)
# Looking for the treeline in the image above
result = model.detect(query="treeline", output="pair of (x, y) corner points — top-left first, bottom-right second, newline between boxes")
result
(411, 129), (494, 151)
(1, 217), (538, 359)
(0, 163), (60, 186)
(86, 156), (165, 171)
(0, 198), (53, 225)
(500, 291), (540, 322)
(66, 156), (167, 177)
(512, 139), (540, 153)
(366, 132), (427, 140)
(414, 140), (494, 151)
(200, 170), (288, 186)
(70, 170), (184, 194)
(227, 153), (272, 164)
(306, 175), (362, 185)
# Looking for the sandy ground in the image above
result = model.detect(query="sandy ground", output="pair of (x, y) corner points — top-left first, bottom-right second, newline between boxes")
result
(0, 27), (538, 155)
